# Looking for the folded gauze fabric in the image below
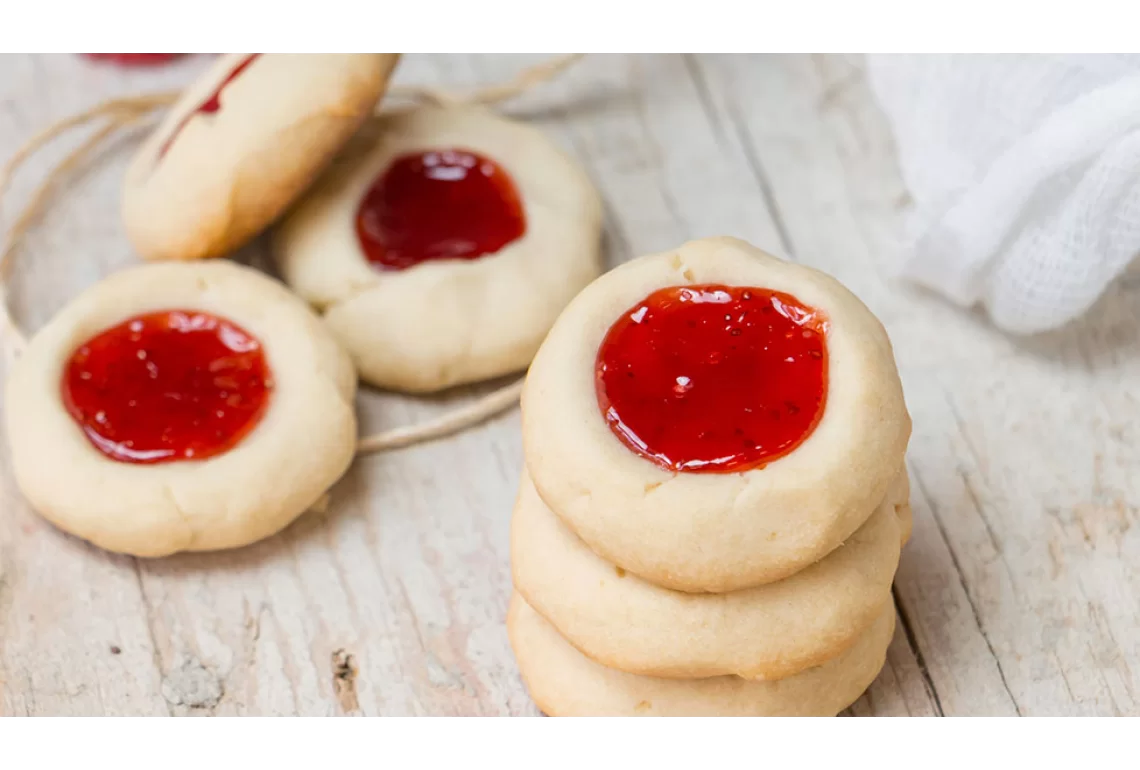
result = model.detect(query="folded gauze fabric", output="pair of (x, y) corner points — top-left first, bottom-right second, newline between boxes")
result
(866, 54), (1140, 334)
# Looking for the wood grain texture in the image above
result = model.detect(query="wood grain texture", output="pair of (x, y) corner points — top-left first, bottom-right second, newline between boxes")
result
(0, 53), (1136, 716)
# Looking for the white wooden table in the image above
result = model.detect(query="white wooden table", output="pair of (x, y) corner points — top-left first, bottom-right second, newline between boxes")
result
(1, 53), (1138, 716)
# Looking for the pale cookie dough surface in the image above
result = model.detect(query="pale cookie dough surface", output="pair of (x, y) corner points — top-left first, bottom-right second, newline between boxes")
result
(512, 469), (902, 680)
(272, 105), (604, 393)
(508, 593), (895, 717)
(523, 237), (911, 592)
(5, 261), (358, 557)
(123, 53), (399, 262)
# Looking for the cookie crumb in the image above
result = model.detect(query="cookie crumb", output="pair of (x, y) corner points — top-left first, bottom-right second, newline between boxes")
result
(332, 648), (360, 714)
(615, 566), (627, 578)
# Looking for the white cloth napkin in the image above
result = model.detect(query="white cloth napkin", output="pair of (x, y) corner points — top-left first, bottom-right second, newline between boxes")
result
(866, 54), (1140, 334)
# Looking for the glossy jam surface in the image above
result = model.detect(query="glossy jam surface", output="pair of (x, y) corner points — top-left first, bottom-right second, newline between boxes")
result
(82, 53), (184, 67)
(61, 311), (273, 464)
(595, 285), (828, 473)
(355, 149), (526, 271)
(158, 53), (260, 158)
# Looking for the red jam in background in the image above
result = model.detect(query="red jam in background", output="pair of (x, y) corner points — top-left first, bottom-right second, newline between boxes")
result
(61, 310), (273, 464)
(595, 285), (828, 473)
(158, 53), (260, 158)
(82, 54), (185, 67)
(355, 148), (526, 271)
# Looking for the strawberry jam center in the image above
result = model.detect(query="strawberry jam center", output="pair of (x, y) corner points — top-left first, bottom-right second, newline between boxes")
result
(158, 53), (260, 159)
(82, 54), (185, 67)
(595, 285), (828, 473)
(61, 310), (272, 464)
(355, 148), (526, 270)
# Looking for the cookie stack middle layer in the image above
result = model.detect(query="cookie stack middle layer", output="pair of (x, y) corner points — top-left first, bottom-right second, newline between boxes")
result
(508, 237), (913, 716)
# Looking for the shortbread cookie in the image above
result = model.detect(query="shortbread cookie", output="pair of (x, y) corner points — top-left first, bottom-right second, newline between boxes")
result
(512, 470), (901, 680)
(123, 53), (399, 262)
(273, 104), (603, 392)
(524, 237), (911, 592)
(508, 593), (894, 717)
(5, 261), (357, 557)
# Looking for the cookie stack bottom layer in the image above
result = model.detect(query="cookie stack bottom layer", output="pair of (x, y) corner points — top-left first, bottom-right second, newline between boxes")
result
(508, 470), (910, 716)
(509, 593), (896, 717)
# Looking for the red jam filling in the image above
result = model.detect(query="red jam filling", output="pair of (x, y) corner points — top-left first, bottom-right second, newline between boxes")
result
(158, 53), (260, 159)
(355, 148), (526, 271)
(82, 54), (184, 67)
(61, 310), (273, 464)
(595, 285), (828, 473)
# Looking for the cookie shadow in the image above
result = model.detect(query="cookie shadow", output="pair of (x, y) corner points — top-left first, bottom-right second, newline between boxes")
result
(1009, 258), (1140, 369)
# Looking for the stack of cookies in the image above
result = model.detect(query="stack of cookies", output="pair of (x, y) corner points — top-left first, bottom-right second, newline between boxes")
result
(508, 237), (912, 716)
